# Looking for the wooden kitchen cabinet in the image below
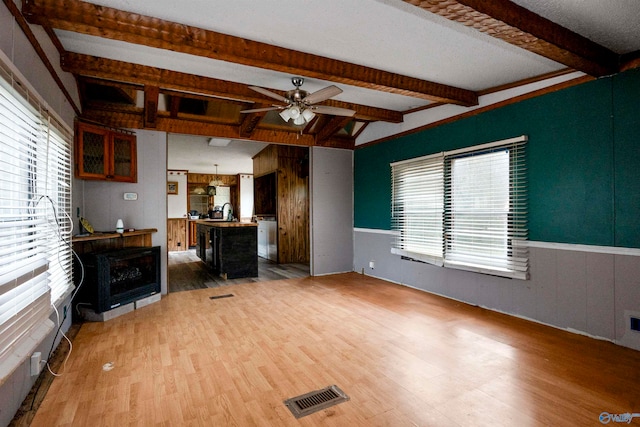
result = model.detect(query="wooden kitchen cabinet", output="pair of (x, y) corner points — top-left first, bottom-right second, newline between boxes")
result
(75, 121), (137, 182)
(167, 219), (187, 251)
(189, 221), (198, 247)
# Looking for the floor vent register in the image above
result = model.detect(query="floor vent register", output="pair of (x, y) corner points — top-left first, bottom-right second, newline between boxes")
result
(284, 385), (350, 418)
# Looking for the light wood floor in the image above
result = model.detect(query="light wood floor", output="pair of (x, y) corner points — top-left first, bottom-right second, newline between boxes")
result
(29, 273), (640, 426)
(168, 250), (310, 292)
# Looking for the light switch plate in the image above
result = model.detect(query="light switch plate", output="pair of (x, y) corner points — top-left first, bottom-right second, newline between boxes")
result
(123, 192), (138, 200)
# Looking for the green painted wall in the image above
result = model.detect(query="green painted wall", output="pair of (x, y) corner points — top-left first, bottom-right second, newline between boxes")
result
(612, 70), (640, 247)
(354, 68), (640, 247)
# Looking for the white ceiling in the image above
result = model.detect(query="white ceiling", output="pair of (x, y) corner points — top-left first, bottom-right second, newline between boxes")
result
(167, 135), (265, 175)
(55, 0), (569, 111)
(50, 0), (640, 173)
(511, 0), (640, 54)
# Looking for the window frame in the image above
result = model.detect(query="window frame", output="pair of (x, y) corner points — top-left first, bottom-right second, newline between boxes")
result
(390, 136), (528, 280)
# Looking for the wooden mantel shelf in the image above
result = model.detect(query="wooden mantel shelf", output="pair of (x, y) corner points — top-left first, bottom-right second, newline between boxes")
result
(72, 228), (158, 242)
(72, 228), (158, 255)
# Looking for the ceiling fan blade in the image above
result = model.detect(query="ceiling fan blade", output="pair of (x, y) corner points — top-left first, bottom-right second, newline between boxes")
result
(240, 106), (282, 113)
(248, 86), (288, 103)
(303, 85), (343, 104)
(312, 105), (356, 117)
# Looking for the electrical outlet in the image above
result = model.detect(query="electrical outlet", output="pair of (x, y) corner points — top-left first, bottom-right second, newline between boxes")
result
(31, 352), (42, 376)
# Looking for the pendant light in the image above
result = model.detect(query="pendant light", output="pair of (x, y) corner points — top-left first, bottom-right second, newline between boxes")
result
(207, 164), (223, 195)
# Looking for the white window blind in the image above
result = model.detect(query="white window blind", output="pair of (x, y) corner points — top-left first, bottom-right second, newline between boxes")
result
(391, 153), (444, 265)
(390, 136), (528, 280)
(0, 60), (73, 379)
(41, 120), (73, 303)
(444, 139), (528, 279)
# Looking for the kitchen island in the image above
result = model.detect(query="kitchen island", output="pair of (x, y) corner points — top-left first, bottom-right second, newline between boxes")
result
(195, 220), (258, 279)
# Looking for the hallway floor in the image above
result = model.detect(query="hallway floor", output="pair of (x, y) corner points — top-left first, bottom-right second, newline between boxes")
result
(168, 249), (309, 292)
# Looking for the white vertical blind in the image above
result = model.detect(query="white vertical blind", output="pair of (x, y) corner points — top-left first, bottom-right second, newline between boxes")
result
(0, 60), (73, 377)
(391, 153), (444, 265)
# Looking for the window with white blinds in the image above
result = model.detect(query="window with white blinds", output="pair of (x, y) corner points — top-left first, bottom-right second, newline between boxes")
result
(391, 153), (444, 265)
(390, 136), (528, 280)
(0, 61), (73, 378)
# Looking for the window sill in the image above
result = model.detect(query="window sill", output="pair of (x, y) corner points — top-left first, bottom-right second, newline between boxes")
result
(0, 319), (54, 387)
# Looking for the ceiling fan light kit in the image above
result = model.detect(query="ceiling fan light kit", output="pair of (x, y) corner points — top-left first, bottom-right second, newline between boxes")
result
(242, 77), (354, 125)
(302, 108), (316, 122)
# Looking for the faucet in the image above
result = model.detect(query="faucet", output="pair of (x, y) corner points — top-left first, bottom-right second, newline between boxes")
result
(221, 202), (233, 221)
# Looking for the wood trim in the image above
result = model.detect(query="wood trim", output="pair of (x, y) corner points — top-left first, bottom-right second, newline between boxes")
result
(3, 0), (80, 115)
(357, 75), (594, 149)
(402, 68), (579, 115)
(476, 68), (578, 96)
(403, 0), (619, 77)
(23, 0), (478, 106)
(41, 23), (65, 55)
(620, 50), (640, 72)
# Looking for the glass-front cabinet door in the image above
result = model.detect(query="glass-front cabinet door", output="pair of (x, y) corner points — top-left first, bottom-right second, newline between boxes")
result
(76, 125), (109, 178)
(75, 122), (137, 182)
(112, 133), (136, 181)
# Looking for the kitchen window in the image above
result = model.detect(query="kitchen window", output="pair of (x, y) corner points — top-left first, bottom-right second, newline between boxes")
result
(391, 136), (528, 280)
(0, 59), (73, 380)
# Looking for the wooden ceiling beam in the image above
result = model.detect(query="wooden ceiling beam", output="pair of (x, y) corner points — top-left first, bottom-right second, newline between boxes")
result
(315, 116), (354, 145)
(239, 106), (269, 139)
(62, 53), (404, 123)
(80, 108), (355, 149)
(143, 85), (159, 128)
(169, 96), (181, 119)
(23, 0), (478, 106)
(404, 0), (618, 77)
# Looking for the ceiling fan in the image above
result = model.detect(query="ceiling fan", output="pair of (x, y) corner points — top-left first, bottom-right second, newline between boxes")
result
(240, 77), (356, 125)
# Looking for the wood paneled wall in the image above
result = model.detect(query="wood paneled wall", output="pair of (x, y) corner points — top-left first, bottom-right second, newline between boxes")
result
(253, 145), (309, 264)
(252, 144), (278, 177)
(167, 218), (188, 251)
